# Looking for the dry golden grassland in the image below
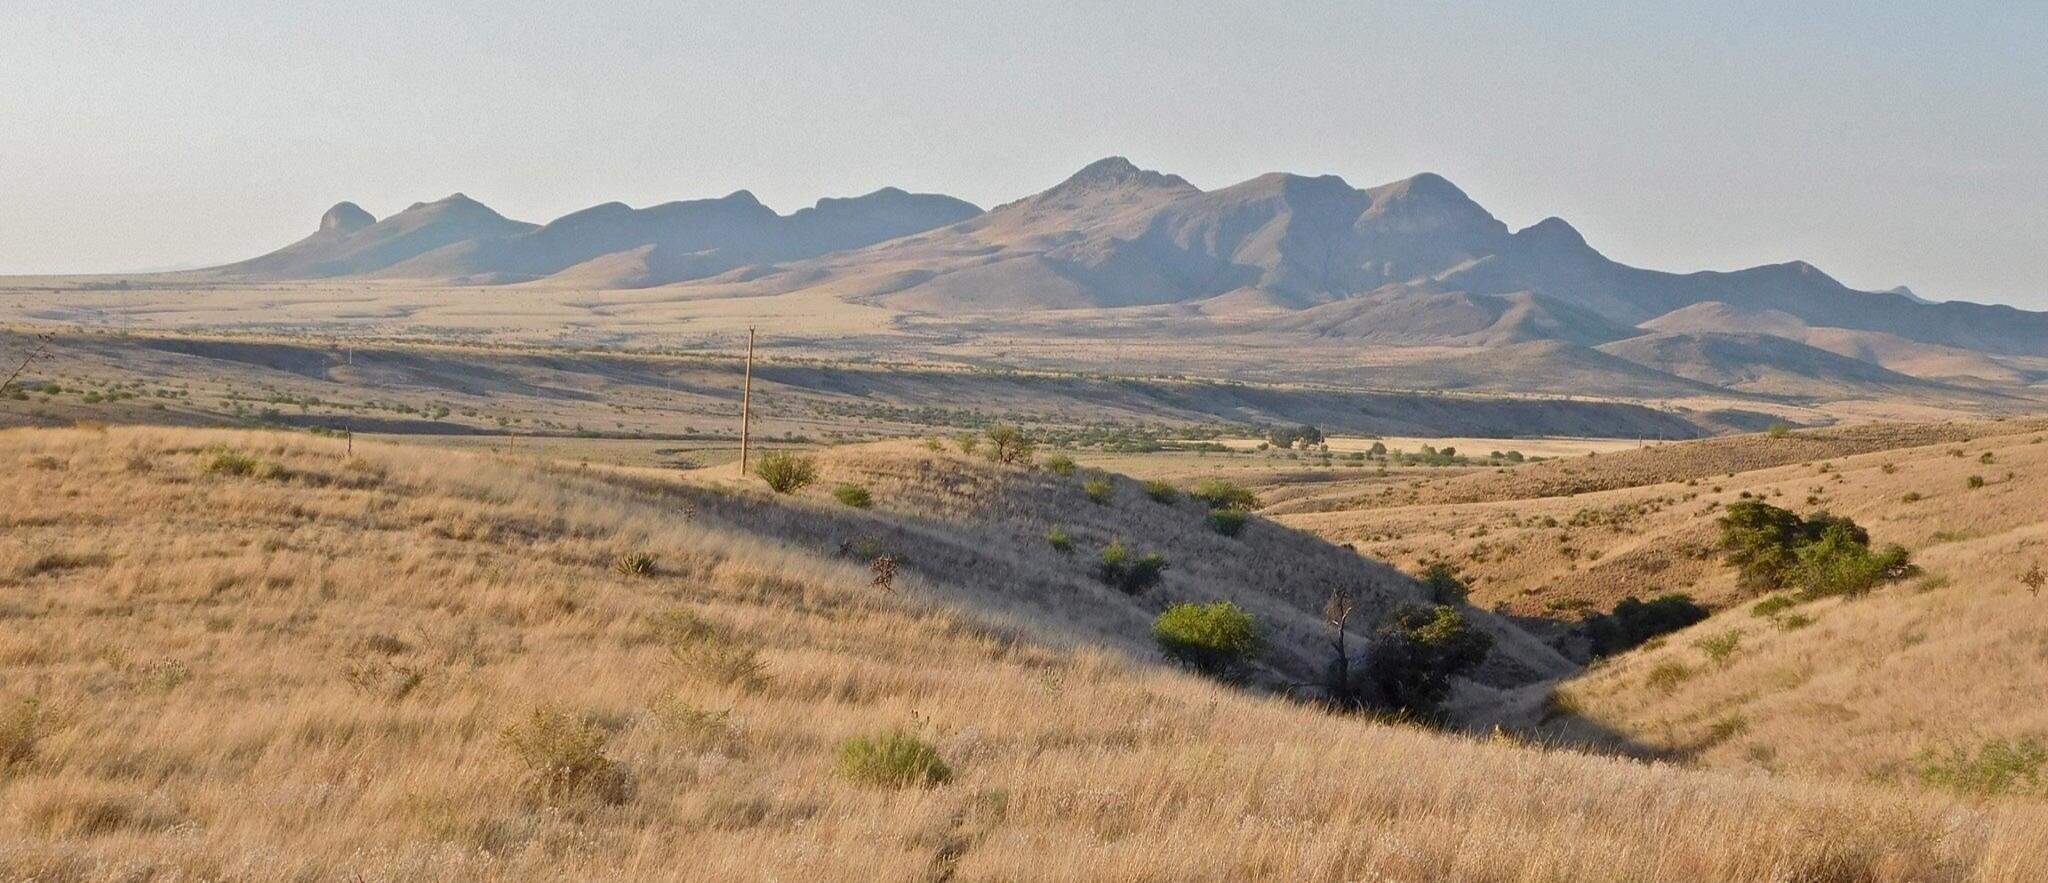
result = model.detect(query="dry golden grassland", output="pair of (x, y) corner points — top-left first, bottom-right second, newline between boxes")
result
(1270, 418), (2048, 616)
(3, 427), (2048, 881)
(1535, 424), (2048, 789)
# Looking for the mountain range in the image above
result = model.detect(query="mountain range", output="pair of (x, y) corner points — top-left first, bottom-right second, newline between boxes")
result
(197, 157), (2048, 398)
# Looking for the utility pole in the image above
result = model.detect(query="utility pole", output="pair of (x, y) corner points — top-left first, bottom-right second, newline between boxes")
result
(0, 333), (53, 399)
(738, 325), (755, 478)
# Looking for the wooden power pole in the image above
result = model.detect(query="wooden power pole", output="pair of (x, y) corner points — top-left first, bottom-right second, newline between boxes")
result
(738, 326), (755, 477)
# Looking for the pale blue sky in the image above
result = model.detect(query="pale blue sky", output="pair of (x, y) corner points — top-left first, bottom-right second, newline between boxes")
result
(4, 1), (2043, 307)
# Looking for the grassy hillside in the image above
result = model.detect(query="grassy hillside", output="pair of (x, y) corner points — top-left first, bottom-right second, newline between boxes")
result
(6, 427), (2048, 881)
(1527, 424), (2048, 790)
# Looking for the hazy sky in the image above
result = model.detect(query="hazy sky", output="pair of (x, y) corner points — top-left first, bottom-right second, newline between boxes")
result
(4, 1), (2044, 307)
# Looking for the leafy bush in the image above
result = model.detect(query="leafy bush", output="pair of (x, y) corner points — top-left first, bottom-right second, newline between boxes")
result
(831, 484), (873, 508)
(1189, 478), (1259, 511)
(1901, 491), (1923, 503)
(953, 433), (979, 455)
(1916, 737), (2046, 796)
(1789, 525), (1911, 599)
(499, 705), (633, 805)
(1044, 528), (1072, 553)
(1205, 508), (1248, 537)
(1967, 474), (1986, 489)
(1096, 540), (1167, 594)
(1416, 560), (1469, 605)
(202, 447), (259, 477)
(611, 553), (657, 578)
(1750, 595), (1799, 618)
(1718, 500), (1906, 597)
(1152, 601), (1261, 677)
(1693, 629), (1743, 667)
(1042, 453), (1077, 476)
(1353, 605), (1492, 714)
(1141, 479), (1179, 504)
(835, 731), (951, 788)
(982, 424), (1037, 465)
(1583, 594), (1710, 656)
(754, 452), (818, 494)
(1082, 476), (1114, 505)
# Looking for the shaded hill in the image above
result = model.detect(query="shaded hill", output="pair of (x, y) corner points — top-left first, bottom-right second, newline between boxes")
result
(1644, 301), (2028, 384)
(1262, 288), (1641, 346)
(1596, 331), (1972, 399)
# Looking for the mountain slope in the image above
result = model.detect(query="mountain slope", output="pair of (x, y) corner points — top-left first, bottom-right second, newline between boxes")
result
(209, 194), (539, 279)
(212, 188), (980, 287)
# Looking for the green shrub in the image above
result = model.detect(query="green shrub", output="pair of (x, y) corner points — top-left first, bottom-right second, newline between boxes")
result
(1767, 422), (1792, 438)
(1205, 508), (1248, 537)
(1096, 540), (1167, 594)
(1352, 605), (1492, 714)
(982, 424), (1037, 465)
(1082, 476), (1114, 505)
(953, 433), (980, 455)
(831, 484), (873, 508)
(1750, 595), (1799, 618)
(1790, 527), (1911, 599)
(835, 730), (951, 788)
(1916, 737), (2046, 796)
(1583, 594), (1710, 656)
(1646, 660), (1693, 693)
(1043, 454), (1077, 476)
(1416, 560), (1469, 605)
(611, 553), (657, 578)
(1189, 478), (1259, 511)
(1152, 601), (1261, 677)
(499, 705), (633, 805)
(1044, 528), (1072, 553)
(1967, 474), (1986, 489)
(1141, 479), (1179, 504)
(754, 452), (818, 494)
(1693, 629), (1743, 667)
(202, 447), (259, 477)
(1901, 491), (1923, 503)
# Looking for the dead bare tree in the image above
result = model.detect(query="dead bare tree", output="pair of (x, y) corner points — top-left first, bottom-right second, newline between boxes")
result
(1324, 587), (1357, 705)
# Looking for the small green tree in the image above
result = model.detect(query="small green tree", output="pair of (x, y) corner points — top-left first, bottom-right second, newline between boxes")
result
(983, 424), (1037, 465)
(1354, 605), (1492, 714)
(1153, 601), (1261, 677)
(754, 452), (818, 494)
